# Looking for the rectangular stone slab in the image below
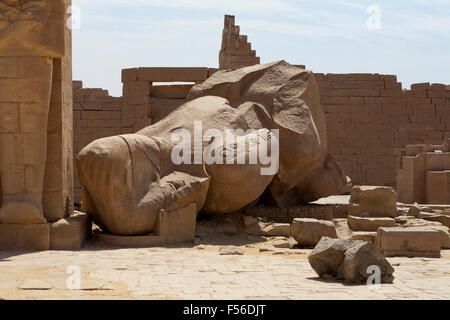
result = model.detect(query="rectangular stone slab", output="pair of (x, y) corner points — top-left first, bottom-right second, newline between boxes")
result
(138, 67), (208, 82)
(347, 215), (396, 232)
(151, 84), (193, 99)
(376, 227), (441, 258)
(0, 224), (49, 251)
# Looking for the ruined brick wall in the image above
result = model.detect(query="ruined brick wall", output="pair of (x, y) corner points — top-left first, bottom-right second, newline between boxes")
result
(73, 72), (450, 202)
(72, 67), (218, 203)
(72, 81), (126, 203)
(315, 73), (450, 187)
(219, 15), (260, 70)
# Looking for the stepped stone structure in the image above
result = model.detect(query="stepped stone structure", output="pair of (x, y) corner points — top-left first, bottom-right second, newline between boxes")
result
(0, 0), (88, 250)
(219, 15), (260, 70)
(397, 140), (450, 204)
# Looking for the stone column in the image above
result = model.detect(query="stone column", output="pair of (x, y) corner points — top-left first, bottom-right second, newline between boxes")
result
(0, 0), (77, 250)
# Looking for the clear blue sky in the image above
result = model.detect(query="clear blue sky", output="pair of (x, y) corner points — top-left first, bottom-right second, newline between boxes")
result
(73, 0), (450, 97)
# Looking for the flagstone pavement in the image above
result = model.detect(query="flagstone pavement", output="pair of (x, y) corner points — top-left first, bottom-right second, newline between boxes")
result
(0, 240), (449, 300)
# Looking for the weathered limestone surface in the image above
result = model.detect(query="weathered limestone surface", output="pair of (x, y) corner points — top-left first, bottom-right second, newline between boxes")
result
(291, 218), (337, 247)
(308, 237), (394, 284)
(77, 61), (346, 236)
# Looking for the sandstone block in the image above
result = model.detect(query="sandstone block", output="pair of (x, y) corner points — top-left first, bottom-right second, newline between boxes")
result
(376, 227), (441, 257)
(121, 68), (138, 82)
(97, 203), (197, 247)
(350, 232), (377, 244)
(49, 212), (91, 250)
(220, 246), (244, 255)
(400, 217), (450, 249)
(350, 186), (397, 217)
(0, 224), (49, 250)
(0, 57), (18, 78)
(150, 84), (193, 99)
(243, 216), (290, 237)
(421, 214), (450, 228)
(426, 171), (450, 204)
(408, 203), (421, 218)
(291, 218), (337, 247)
(347, 215), (395, 232)
(411, 83), (430, 91)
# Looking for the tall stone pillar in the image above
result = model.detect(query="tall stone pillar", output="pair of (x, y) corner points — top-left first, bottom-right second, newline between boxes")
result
(0, 0), (84, 250)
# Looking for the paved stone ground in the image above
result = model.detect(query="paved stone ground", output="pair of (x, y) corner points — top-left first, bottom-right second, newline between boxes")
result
(0, 238), (449, 300)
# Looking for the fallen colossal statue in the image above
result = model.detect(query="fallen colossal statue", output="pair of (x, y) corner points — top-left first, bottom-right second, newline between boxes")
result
(77, 61), (346, 236)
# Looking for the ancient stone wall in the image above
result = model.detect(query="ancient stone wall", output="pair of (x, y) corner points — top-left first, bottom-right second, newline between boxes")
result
(73, 67), (219, 203)
(315, 74), (450, 187)
(73, 81), (125, 203)
(45, 4), (74, 220)
(73, 74), (450, 200)
(121, 67), (216, 126)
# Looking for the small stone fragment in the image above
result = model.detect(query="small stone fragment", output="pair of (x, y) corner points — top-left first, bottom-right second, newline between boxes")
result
(220, 246), (244, 255)
(19, 280), (52, 291)
(291, 218), (337, 247)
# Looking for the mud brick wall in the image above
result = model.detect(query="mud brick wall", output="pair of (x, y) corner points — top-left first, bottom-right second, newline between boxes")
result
(315, 73), (450, 187)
